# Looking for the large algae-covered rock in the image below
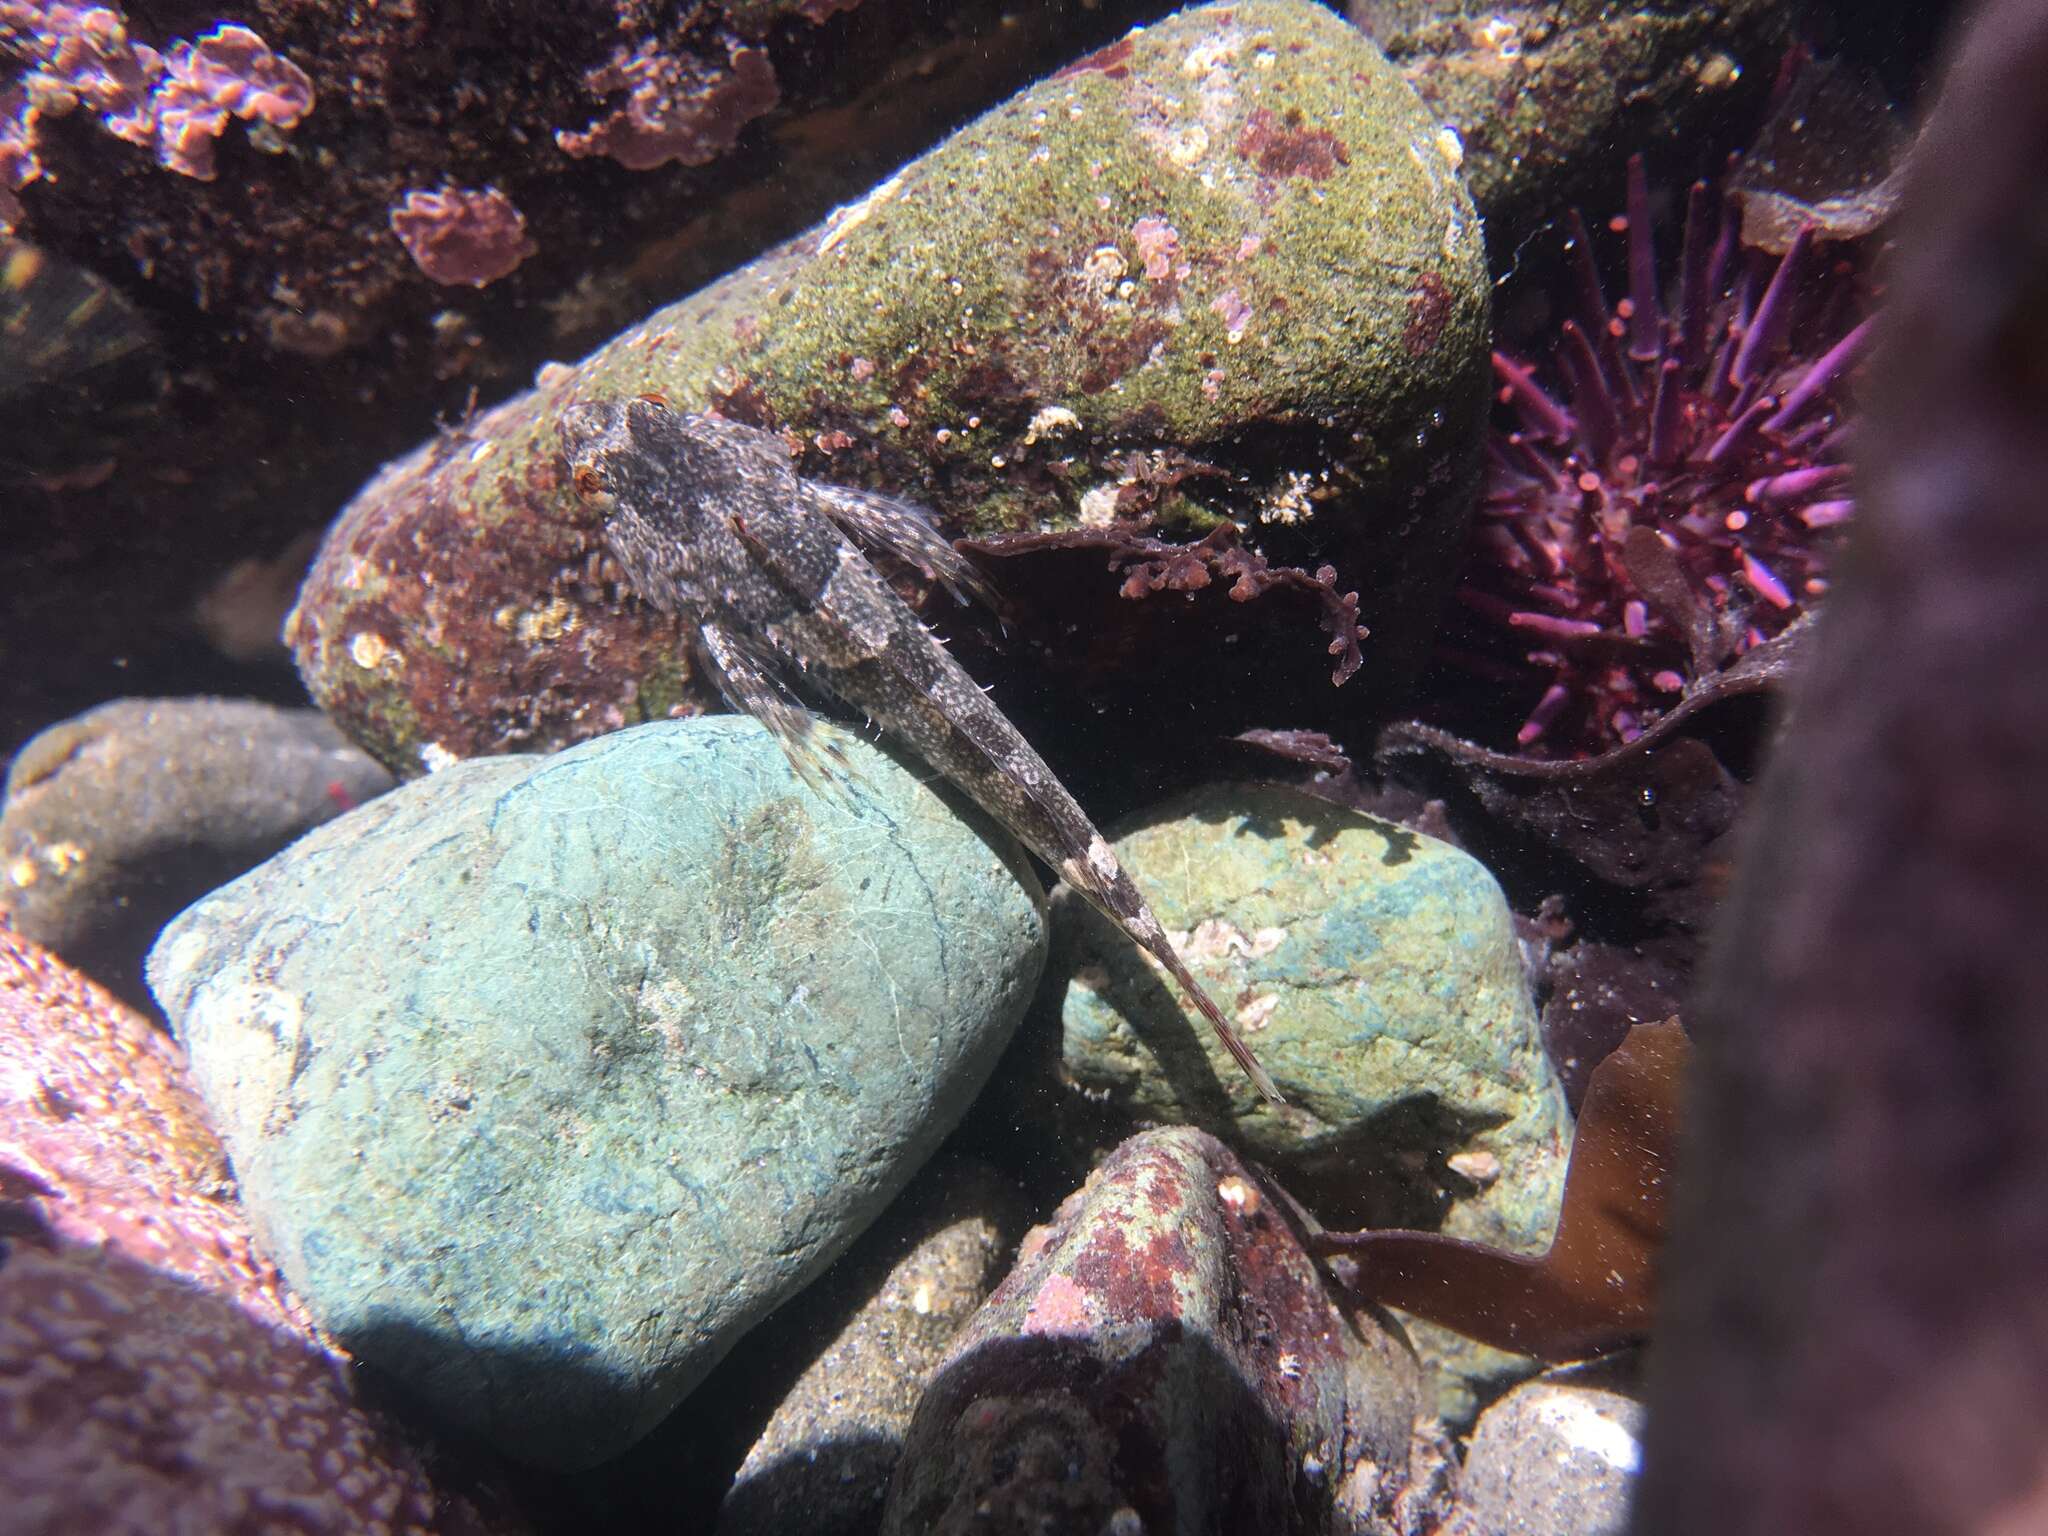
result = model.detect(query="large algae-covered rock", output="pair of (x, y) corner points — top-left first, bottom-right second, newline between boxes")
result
(290, 0), (1489, 775)
(146, 716), (1047, 1468)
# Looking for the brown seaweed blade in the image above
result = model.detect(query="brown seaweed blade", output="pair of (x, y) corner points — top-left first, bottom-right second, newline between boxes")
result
(1313, 1019), (1688, 1361)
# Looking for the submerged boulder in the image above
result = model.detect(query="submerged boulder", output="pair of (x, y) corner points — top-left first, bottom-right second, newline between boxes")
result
(148, 716), (1046, 1468)
(1055, 784), (1569, 1253)
(289, 0), (1489, 775)
(0, 697), (392, 1006)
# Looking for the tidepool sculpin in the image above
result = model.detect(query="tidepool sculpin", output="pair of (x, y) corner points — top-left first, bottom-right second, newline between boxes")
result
(559, 397), (1283, 1104)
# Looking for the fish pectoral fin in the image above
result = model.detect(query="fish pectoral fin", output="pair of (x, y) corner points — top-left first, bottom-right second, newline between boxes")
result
(809, 483), (1005, 615)
(696, 621), (865, 805)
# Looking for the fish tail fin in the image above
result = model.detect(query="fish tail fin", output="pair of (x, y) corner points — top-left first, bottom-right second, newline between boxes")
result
(1149, 937), (1288, 1106)
(1069, 843), (1286, 1105)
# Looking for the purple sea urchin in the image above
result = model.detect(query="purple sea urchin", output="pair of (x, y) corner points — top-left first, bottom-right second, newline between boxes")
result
(1459, 155), (1874, 756)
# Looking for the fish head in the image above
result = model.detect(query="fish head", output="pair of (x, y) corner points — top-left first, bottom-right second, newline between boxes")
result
(558, 395), (686, 513)
(561, 396), (804, 523)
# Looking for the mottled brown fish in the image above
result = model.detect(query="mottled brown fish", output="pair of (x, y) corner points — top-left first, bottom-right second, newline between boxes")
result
(559, 397), (1283, 1103)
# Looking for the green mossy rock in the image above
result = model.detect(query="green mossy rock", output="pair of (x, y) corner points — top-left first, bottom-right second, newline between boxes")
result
(1057, 784), (1567, 1247)
(291, 0), (1489, 774)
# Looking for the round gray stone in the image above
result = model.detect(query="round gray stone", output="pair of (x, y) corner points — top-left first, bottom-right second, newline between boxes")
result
(1, 697), (393, 1003)
(1459, 1372), (1645, 1536)
(147, 716), (1046, 1468)
(717, 1159), (1023, 1536)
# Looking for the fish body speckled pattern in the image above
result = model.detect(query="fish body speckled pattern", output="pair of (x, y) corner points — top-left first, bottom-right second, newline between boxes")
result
(558, 397), (1281, 1102)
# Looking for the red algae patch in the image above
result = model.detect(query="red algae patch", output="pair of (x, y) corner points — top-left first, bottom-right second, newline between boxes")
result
(389, 187), (538, 289)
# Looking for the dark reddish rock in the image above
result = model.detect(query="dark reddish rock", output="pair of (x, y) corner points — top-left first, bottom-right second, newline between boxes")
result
(0, 0), (1186, 766)
(880, 1127), (1428, 1535)
(1634, 2), (2048, 1530)
(1, 1241), (517, 1535)
(0, 930), (519, 1535)
(290, 0), (1490, 775)
(0, 0), (939, 351)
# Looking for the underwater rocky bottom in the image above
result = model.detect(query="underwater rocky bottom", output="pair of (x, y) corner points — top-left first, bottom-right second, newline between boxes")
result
(7, 0), (2048, 1533)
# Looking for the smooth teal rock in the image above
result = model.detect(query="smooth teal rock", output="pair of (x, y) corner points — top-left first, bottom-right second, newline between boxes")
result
(147, 717), (1045, 1468)
(1055, 785), (1568, 1234)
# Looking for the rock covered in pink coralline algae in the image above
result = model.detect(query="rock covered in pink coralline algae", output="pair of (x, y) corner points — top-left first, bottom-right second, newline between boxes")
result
(0, 931), (519, 1536)
(880, 1127), (1433, 1536)
(0, 926), (280, 1309)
